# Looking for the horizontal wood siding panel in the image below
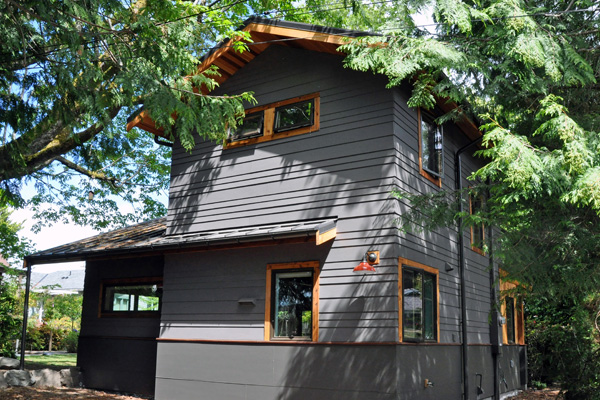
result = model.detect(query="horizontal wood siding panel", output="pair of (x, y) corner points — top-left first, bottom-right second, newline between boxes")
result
(155, 341), (398, 400)
(81, 257), (163, 338)
(167, 44), (394, 236)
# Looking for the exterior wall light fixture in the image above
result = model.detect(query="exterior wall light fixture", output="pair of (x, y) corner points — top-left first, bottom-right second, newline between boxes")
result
(353, 251), (379, 274)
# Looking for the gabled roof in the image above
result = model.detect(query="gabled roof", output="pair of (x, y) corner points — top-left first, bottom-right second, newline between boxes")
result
(126, 17), (370, 136)
(127, 16), (481, 142)
(26, 217), (337, 264)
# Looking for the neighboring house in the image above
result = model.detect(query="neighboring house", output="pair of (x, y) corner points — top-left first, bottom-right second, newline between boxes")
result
(28, 270), (85, 323)
(31, 270), (85, 295)
(25, 17), (526, 400)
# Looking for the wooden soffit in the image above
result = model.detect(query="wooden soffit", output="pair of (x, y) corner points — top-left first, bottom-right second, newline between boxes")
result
(126, 20), (353, 136)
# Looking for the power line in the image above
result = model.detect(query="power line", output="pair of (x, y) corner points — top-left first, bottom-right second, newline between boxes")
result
(1, 3), (598, 68)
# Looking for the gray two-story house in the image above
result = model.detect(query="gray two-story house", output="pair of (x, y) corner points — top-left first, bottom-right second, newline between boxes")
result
(25, 17), (526, 400)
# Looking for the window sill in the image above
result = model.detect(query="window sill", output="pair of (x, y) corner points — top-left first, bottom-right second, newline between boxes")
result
(224, 125), (317, 149)
(99, 311), (160, 318)
(470, 246), (486, 256)
(419, 168), (442, 187)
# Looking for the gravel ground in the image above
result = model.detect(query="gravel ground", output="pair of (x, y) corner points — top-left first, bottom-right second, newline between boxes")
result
(0, 386), (562, 400)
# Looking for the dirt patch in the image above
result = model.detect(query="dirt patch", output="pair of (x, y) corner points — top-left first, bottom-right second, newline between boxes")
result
(0, 386), (563, 400)
(508, 387), (563, 400)
(0, 387), (151, 400)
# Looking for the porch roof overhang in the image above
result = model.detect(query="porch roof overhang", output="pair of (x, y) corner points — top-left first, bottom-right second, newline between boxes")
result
(25, 217), (337, 265)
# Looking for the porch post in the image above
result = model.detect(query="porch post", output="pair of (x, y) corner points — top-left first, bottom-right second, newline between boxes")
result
(19, 258), (32, 370)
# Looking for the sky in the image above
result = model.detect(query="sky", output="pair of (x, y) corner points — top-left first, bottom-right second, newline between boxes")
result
(11, 206), (97, 273)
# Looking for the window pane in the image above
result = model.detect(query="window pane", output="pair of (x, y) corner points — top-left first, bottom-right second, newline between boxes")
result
(274, 271), (313, 338)
(423, 274), (436, 340)
(274, 100), (314, 133)
(506, 297), (515, 343)
(403, 270), (422, 340)
(421, 116), (443, 177)
(104, 284), (161, 312)
(229, 112), (263, 140)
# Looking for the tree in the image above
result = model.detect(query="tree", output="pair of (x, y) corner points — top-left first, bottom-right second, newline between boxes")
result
(340, 0), (600, 296)
(1, 0), (403, 232)
(339, 1), (599, 396)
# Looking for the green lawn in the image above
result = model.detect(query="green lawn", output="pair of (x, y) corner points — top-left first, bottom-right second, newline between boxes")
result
(24, 353), (77, 370)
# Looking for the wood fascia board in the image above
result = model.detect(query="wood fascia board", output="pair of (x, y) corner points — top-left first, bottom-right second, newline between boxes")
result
(126, 112), (165, 137)
(434, 96), (482, 142)
(127, 22), (353, 135)
(244, 23), (351, 47)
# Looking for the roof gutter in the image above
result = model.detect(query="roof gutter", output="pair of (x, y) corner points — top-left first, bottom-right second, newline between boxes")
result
(455, 135), (483, 400)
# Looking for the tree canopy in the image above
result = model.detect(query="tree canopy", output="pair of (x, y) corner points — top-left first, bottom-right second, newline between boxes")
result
(339, 0), (599, 298)
(2, 0), (598, 292)
(0, 0), (405, 231)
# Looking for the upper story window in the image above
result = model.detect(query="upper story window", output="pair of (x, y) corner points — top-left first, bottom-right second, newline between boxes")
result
(100, 278), (162, 317)
(418, 109), (444, 187)
(399, 258), (439, 343)
(265, 261), (320, 341)
(225, 93), (320, 149)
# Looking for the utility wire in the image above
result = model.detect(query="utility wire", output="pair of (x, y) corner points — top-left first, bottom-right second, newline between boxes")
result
(1, 3), (598, 67)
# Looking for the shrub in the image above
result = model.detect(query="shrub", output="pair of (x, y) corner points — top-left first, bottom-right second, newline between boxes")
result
(526, 295), (600, 400)
(26, 324), (68, 351)
(0, 280), (21, 357)
(63, 330), (79, 353)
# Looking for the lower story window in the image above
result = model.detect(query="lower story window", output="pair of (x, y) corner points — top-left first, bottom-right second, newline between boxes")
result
(100, 278), (162, 317)
(500, 273), (525, 345)
(265, 261), (320, 341)
(399, 258), (439, 342)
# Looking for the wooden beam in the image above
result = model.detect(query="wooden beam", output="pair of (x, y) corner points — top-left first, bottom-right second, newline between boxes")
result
(316, 226), (336, 245)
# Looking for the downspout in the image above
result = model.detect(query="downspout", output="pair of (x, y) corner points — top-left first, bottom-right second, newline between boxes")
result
(19, 258), (32, 370)
(455, 135), (483, 400)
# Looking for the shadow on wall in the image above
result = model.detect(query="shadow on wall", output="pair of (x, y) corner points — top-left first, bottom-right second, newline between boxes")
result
(167, 146), (223, 235)
(276, 343), (397, 400)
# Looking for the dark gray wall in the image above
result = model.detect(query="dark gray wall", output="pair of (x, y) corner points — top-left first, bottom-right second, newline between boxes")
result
(79, 256), (163, 395)
(156, 43), (523, 399)
(155, 342), (524, 400)
(167, 44), (396, 236)
(390, 87), (496, 346)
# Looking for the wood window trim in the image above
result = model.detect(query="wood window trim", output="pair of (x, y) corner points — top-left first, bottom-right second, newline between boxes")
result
(417, 108), (442, 188)
(469, 191), (486, 256)
(224, 93), (320, 149)
(264, 261), (320, 342)
(398, 257), (440, 343)
(98, 277), (163, 318)
(499, 275), (525, 345)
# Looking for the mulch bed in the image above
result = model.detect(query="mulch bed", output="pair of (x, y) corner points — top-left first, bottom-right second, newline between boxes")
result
(508, 387), (563, 400)
(0, 386), (563, 400)
(0, 387), (151, 400)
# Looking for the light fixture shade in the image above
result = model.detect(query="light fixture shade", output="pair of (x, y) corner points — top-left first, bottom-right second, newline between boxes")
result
(353, 256), (376, 274)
